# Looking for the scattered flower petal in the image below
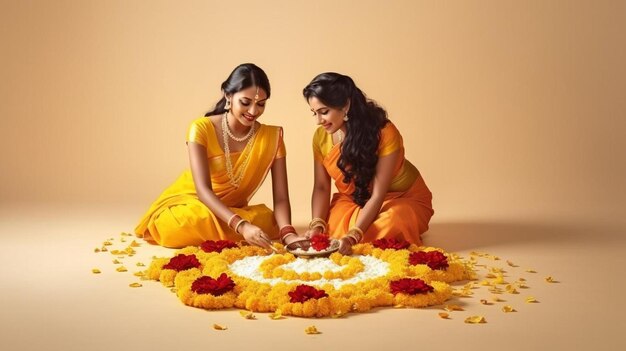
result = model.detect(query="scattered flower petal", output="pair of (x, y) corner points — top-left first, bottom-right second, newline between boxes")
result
(129, 283), (142, 288)
(526, 296), (538, 303)
(213, 324), (227, 330)
(502, 305), (516, 313)
(444, 304), (464, 311)
(239, 311), (256, 319)
(438, 312), (450, 319)
(305, 326), (320, 334)
(92, 268), (101, 274)
(464, 316), (486, 324)
(116, 266), (127, 272)
(545, 276), (556, 283)
(269, 312), (284, 320)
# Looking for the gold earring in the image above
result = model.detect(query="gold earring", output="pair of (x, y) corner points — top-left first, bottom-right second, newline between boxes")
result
(343, 113), (349, 122)
(225, 99), (231, 110)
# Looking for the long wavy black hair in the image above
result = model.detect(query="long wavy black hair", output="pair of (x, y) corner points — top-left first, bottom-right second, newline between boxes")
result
(205, 63), (271, 117)
(303, 73), (388, 207)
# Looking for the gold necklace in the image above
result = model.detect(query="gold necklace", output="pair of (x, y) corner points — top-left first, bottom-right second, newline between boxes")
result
(222, 114), (257, 188)
(223, 112), (255, 142)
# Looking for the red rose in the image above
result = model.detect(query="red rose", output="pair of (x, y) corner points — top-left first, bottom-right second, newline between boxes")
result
(191, 273), (235, 296)
(372, 238), (410, 250)
(390, 278), (434, 295)
(310, 234), (331, 251)
(162, 254), (201, 272)
(200, 240), (238, 253)
(409, 251), (449, 270)
(288, 285), (329, 303)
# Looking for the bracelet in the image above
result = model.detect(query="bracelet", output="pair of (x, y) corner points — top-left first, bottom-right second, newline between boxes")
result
(279, 225), (297, 244)
(309, 217), (327, 232)
(281, 232), (298, 245)
(343, 235), (358, 245)
(279, 225), (296, 236)
(346, 227), (363, 243)
(234, 219), (249, 234)
(227, 214), (241, 229)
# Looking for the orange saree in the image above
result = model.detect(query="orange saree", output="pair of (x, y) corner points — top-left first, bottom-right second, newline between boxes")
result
(135, 117), (285, 248)
(313, 122), (434, 245)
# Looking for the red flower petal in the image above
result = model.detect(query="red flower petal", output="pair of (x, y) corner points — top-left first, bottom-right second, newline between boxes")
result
(310, 234), (331, 251)
(200, 240), (238, 253)
(191, 273), (235, 296)
(163, 254), (201, 272)
(372, 238), (410, 250)
(390, 278), (434, 295)
(288, 285), (329, 303)
(408, 251), (449, 270)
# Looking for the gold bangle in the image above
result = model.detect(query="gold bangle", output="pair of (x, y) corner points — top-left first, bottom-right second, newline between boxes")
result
(344, 235), (358, 245)
(309, 217), (327, 232)
(234, 219), (248, 234)
(348, 227), (363, 236)
(227, 214), (241, 229)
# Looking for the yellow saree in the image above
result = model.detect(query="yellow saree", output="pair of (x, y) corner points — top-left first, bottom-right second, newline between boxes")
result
(313, 122), (434, 245)
(135, 117), (285, 248)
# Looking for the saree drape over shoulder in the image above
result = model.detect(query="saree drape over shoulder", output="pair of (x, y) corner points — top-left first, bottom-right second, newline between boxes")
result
(135, 117), (285, 248)
(313, 122), (434, 245)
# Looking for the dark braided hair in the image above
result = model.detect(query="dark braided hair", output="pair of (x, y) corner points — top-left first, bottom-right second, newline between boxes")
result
(205, 63), (271, 117)
(303, 73), (388, 207)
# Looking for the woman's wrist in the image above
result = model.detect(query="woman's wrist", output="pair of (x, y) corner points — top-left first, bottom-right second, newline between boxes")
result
(234, 219), (249, 234)
(279, 224), (297, 244)
(345, 227), (363, 244)
(309, 217), (327, 233)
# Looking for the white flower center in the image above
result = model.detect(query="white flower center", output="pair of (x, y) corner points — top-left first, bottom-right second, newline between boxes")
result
(228, 254), (389, 289)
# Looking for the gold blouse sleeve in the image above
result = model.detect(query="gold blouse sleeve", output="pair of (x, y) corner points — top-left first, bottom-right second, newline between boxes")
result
(378, 122), (403, 157)
(186, 117), (209, 147)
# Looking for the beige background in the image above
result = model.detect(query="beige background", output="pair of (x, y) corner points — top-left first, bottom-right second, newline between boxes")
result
(1, 1), (625, 350)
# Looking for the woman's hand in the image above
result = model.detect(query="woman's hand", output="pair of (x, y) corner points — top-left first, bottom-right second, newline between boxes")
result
(338, 237), (354, 255)
(283, 232), (307, 249)
(303, 226), (324, 239)
(240, 222), (272, 249)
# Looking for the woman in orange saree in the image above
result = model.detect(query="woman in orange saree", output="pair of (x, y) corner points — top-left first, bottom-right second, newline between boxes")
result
(135, 64), (298, 249)
(302, 73), (434, 254)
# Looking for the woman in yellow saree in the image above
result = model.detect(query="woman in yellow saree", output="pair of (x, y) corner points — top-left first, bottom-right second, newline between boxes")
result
(302, 73), (434, 254)
(135, 64), (298, 249)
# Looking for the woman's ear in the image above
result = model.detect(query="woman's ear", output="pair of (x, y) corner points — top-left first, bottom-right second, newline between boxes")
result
(343, 100), (351, 114)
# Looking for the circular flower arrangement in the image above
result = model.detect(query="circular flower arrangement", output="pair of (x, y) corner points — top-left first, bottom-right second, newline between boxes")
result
(145, 239), (474, 318)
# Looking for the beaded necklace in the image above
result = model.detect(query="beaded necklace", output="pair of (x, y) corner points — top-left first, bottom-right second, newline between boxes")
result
(221, 113), (257, 188)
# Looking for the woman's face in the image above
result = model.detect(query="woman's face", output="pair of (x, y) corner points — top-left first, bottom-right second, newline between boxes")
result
(308, 96), (349, 134)
(227, 85), (268, 127)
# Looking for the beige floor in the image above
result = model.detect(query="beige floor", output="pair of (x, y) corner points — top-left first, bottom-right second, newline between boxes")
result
(0, 204), (624, 351)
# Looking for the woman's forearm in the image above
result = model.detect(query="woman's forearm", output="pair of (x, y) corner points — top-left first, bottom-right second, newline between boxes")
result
(354, 196), (384, 233)
(273, 198), (292, 228)
(311, 186), (330, 221)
